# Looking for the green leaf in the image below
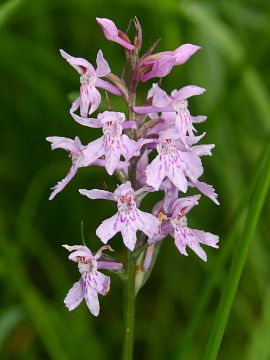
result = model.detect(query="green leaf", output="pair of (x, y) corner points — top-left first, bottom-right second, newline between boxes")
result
(0, 0), (23, 27)
(203, 138), (270, 360)
(135, 242), (162, 295)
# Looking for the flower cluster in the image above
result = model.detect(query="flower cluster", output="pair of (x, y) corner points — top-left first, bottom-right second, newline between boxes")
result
(47, 17), (219, 316)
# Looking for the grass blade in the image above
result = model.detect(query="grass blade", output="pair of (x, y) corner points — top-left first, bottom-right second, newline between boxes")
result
(203, 139), (270, 359)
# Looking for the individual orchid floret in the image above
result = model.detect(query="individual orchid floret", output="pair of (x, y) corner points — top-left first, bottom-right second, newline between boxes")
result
(96, 17), (135, 51)
(63, 244), (122, 316)
(79, 182), (160, 251)
(60, 49), (121, 117)
(134, 84), (206, 146)
(46, 135), (129, 200)
(46, 136), (92, 200)
(169, 195), (219, 261)
(140, 44), (200, 82)
(73, 111), (142, 176)
(145, 128), (205, 192)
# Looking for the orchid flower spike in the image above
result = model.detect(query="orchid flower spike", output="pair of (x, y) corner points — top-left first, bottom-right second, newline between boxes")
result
(96, 17), (135, 51)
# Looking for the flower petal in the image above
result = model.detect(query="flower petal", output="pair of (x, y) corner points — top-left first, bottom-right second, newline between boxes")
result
(84, 279), (100, 316)
(79, 189), (115, 201)
(145, 155), (166, 190)
(174, 44), (201, 65)
(95, 50), (111, 77)
(49, 163), (78, 200)
(64, 279), (84, 311)
(90, 271), (110, 296)
(96, 214), (121, 244)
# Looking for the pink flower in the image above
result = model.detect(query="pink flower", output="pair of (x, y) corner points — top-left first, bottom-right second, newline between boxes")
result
(134, 84), (206, 146)
(63, 244), (122, 316)
(96, 17), (135, 51)
(70, 111), (143, 176)
(145, 128), (211, 191)
(169, 195), (219, 261)
(60, 49), (121, 117)
(141, 44), (200, 82)
(79, 182), (160, 251)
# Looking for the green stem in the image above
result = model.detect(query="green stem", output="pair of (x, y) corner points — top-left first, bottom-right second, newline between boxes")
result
(122, 250), (136, 360)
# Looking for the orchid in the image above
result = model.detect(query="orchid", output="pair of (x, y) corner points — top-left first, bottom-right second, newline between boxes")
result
(46, 136), (91, 200)
(79, 182), (160, 251)
(60, 49), (121, 117)
(47, 16), (220, 359)
(63, 244), (122, 316)
(134, 83), (206, 146)
(169, 195), (219, 261)
(144, 128), (215, 191)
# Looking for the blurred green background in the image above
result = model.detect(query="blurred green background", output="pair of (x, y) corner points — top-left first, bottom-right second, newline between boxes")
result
(1, 0), (270, 359)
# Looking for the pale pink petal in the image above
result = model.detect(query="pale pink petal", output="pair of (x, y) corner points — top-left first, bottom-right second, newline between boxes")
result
(133, 104), (173, 114)
(136, 151), (148, 186)
(83, 137), (104, 164)
(151, 57), (176, 77)
(174, 228), (189, 256)
(148, 84), (171, 107)
(180, 151), (204, 182)
(84, 278), (100, 316)
(172, 85), (206, 102)
(113, 36), (135, 51)
(121, 134), (140, 161)
(79, 189), (114, 201)
(96, 17), (135, 50)
(174, 44), (201, 64)
(49, 163), (78, 200)
(97, 261), (123, 270)
(95, 78), (122, 95)
(88, 86), (102, 115)
(64, 279), (84, 311)
(171, 195), (201, 217)
(166, 161), (188, 193)
(192, 229), (219, 248)
(191, 115), (207, 123)
(46, 136), (79, 154)
(104, 143), (122, 175)
(70, 110), (102, 128)
(96, 214), (121, 244)
(186, 234), (207, 261)
(95, 50), (111, 77)
(191, 180), (219, 205)
(135, 209), (160, 238)
(90, 271), (110, 295)
(96, 18), (118, 38)
(145, 156), (166, 190)
(60, 49), (94, 74)
(120, 218), (138, 251)
(80, 85), (91, 117)
(191, 144), (215, 157)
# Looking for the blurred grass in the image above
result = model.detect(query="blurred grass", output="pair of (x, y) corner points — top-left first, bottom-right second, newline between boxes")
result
(1, 0), (270, 359)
